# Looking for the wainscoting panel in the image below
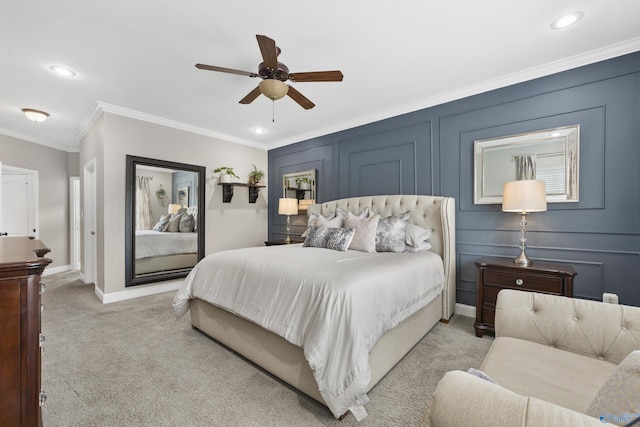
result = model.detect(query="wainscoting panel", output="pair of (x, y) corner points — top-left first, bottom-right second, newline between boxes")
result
(268, 52), (640, 307)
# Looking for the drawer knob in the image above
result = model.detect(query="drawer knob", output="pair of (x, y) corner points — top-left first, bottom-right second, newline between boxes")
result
(39, 390), (47, 406)
(40, 282), (46, 294)
(515, 278), (524, 286)
(39, 334), (46, 347)
(41, 303), (45, 313)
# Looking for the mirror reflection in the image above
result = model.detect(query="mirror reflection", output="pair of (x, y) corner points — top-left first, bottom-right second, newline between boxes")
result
(474, 125), (579, 204)
(125, 156), (205, 287)
(283, 169), (316, 211)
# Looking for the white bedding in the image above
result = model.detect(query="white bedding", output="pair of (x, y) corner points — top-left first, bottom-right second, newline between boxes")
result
(135, 230), (197, 259)
(172, 244), (445, 419)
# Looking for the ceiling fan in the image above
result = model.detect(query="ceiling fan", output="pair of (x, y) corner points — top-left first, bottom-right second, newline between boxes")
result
(196, 35), (343, 110)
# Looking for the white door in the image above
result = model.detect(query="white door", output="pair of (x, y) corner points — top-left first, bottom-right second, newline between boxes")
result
(1, 164), (38, 237)
(70, 177), (81, 270)
(83, 159), (97, 284)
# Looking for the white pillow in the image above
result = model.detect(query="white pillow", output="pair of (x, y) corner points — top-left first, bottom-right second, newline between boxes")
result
(405, 241), (432, 253)
(405, 223), (431, 246)
(302, 211), (342, 237)
(343, 212), (380, 253)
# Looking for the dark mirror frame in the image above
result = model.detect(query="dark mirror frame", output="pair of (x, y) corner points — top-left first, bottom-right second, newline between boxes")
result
(125, 155), (206, 287)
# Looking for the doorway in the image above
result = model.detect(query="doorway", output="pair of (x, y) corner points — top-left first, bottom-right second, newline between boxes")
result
(1, 164), (39, 237)
(69, 177), (81, 270)
(83, 159), (97, 284)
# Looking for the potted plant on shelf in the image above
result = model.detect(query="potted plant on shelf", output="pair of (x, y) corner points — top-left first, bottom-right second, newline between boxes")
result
(295, 176), (312, 190)
(247, 164), (264, 186)
(213, 166), (239, 183)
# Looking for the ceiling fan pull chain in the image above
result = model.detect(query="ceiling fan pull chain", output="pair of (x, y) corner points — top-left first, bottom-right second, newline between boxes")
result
(272, 98), (276, 123)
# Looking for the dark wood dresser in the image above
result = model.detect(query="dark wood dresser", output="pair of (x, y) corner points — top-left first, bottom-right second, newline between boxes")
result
(474, 257), (576, 337)
(0, 237), (51, 426)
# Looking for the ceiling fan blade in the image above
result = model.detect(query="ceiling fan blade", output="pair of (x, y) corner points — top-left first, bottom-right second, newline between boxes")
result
(195, 64), (258, 77)
(239, 86), (262, 104)
(286, 86), (315, 110)
(289, 71), (344, 82)
(256, 35), (278, 70)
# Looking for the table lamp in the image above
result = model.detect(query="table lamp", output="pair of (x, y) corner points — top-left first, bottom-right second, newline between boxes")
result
(502, 180), (547, 266)
(278, 198), (299, 243)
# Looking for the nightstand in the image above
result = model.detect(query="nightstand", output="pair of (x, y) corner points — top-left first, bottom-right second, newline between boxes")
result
(264, 239), (304, 246)
(474, 257), (576, 337)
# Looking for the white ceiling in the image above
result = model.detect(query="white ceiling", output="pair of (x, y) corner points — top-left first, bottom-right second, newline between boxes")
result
(2, 1), (640, 153)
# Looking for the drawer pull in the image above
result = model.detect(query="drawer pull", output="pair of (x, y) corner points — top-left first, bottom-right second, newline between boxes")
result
(39, 390), (47, 406)
(515, 278), (524, 286)
(41, 303), (45, 313)
(39, 334), (46, 347)
(40, 282), (46, 294)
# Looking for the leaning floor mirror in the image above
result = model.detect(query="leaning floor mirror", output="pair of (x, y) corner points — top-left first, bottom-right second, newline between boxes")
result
(125, 155), (205, 287)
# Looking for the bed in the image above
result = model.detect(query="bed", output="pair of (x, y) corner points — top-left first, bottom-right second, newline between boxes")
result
(172, 195), (456, 420)
(135, 206), (199, 275)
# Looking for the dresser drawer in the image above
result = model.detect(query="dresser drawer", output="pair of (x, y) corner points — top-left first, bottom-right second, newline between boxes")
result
(484, 269), (563, 294)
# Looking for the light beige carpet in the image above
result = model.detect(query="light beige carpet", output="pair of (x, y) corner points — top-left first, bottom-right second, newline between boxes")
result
(41, 271), (493, 426)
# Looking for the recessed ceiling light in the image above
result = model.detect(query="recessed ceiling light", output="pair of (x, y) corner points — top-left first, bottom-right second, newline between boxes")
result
(252, 127), (266, 134)
(49, 65), (77, 77)
(22, 108), (49, 123)
(550, 11), (584, 30)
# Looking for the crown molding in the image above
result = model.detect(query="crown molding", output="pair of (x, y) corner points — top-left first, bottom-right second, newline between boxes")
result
(267, 38), (640, 149)
(0, 126), (77, 152)
(83, 102), (268, 150)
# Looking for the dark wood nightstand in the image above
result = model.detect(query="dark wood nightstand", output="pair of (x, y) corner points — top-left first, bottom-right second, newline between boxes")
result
(264, 239), (304, 246)
(474, 257), (576, 337)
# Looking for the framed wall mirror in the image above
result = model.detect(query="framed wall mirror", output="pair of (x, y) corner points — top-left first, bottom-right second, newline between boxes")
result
(474, 125), (580, 204)
(283, 169), (316, 211)
(125, 155), (205, 287)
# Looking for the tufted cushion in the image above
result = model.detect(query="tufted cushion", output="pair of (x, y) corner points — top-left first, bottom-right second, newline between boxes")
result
(495, 290), (640, 365)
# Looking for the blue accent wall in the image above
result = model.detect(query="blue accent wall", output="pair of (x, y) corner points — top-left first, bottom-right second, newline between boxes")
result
(268, 52), (640, 307)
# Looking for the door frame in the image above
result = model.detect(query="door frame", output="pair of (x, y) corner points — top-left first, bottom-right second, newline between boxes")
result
(69, 176), (81, 271)
(83, 159), (97, 284)
(1, 164), (39, 238)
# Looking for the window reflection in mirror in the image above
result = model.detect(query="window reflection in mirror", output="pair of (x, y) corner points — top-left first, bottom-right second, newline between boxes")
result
(282, 169), (316, 211)
(125, 156), (205, 287)
(474, 125), (579, 204)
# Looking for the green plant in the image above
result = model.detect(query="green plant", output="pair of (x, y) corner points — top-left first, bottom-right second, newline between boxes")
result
(213, 166), (239, 179)
(248, 164), (264, 185)
(295, 176), (311, 187)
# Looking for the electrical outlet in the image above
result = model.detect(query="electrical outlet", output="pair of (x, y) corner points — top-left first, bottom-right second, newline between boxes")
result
(603, 293), (619, 304)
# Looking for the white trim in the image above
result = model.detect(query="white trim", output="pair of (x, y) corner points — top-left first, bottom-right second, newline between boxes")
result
(95, 280), (183, 304)
(455, 303), (476, 319)
(94, 102), (267, 150)
(43, 264), (72, 276)
(69, 177), (81, 271)
(1, 165), (39, 238)
(0, 126), (78, 153)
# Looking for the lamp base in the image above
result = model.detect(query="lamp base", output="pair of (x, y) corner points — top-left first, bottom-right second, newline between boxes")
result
(514, 250), (532, 266)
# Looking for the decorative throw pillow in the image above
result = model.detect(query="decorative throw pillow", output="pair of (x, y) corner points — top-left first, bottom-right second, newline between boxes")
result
(467, 368), (498, 384)
(152, 214), (172, 232)
(405, 223), (431, 246)
(343, 212), (380, 253)
(303, 226), (355, 252)
(336, 206), (369, 219)
(166, 213), (183, 232)
(179, 213), (195, 233)
(301, 211), (342, 237)
(405, 241), (432, 253)
(375, 211), (410, 252)
(585, 350), (640, 426)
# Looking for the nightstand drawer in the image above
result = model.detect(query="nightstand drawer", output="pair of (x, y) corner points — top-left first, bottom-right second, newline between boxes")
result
(484, 270), (563, 294)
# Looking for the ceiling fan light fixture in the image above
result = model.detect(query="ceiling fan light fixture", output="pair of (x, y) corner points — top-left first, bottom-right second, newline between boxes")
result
(259, 79), (289, 100)
(22, 108), (49, 123)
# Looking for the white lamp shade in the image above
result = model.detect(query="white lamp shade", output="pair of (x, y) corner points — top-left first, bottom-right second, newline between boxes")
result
(168, 204), (181, 214)
(259, 79), (289, 100)
(502, 180), (547, 213)
(278, 198), (298, 215)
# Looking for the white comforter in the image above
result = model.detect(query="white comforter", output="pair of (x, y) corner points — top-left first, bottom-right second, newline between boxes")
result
(135, 230), (197, 259)
(172, 244), (444, 419)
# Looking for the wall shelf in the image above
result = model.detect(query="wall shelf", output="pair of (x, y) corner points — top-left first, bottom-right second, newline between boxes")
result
(218, 183), (265, 203)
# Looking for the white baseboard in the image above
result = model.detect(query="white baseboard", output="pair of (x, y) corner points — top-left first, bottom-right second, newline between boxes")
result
(455, 303), (476, 319)
(95, 280), (183, 304)
(43, 264), (72, 276)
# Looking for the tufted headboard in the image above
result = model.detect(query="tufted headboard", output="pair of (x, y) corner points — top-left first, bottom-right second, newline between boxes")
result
(308, 195), (456, 320)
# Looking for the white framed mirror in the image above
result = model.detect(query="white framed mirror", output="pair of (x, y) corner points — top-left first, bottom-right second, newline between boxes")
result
(282, 169), (316, 211)
(474, 125), (579, 204)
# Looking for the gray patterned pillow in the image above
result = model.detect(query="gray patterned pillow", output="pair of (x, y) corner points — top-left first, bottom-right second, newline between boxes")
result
(179, 213), (195, 232)
(585, 350), (640, 426)
(303, 226), (355, 252)
(166, 213), (183, 232)
(152, 214), (171, 231)
(376, 211), (410, 252)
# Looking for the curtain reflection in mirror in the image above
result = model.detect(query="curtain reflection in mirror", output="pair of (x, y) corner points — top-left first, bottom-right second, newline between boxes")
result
(135, 176), (154, 230)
